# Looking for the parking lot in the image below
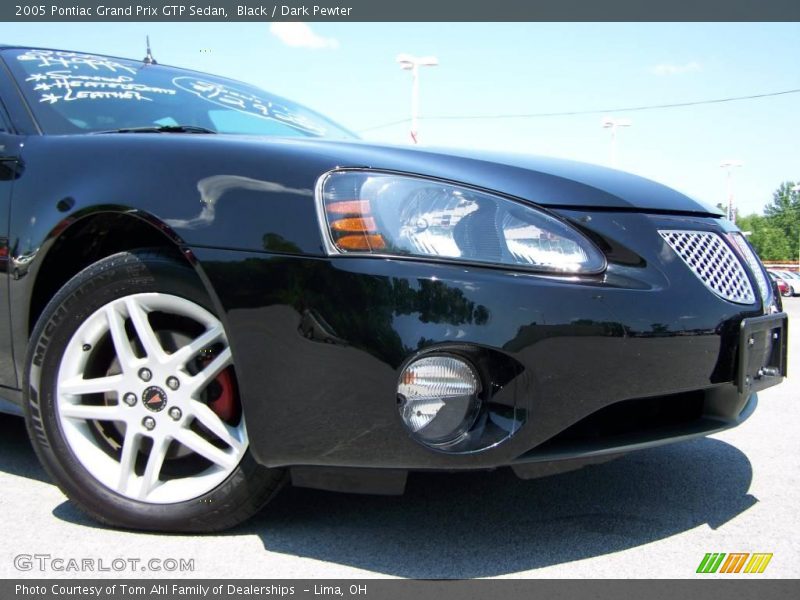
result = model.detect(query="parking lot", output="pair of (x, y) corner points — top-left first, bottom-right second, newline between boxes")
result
(1, 299), (797, 579)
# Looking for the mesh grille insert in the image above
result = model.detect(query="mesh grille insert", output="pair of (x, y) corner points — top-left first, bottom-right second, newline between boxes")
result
(659, 230), (755, 304)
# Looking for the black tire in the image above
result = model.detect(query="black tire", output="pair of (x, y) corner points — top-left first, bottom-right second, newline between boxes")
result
(24, 249), (286, 532)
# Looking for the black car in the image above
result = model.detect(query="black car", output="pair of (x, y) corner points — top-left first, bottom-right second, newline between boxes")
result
(0, 46), (788, 532)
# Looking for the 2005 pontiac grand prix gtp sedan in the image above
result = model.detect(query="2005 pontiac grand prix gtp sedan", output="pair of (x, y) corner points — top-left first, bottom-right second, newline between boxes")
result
(0, 46), (787, 531)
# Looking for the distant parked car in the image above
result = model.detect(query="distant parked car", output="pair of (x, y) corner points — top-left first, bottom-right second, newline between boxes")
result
(769, 270), (800, 296)
(767, 271), (792, 297)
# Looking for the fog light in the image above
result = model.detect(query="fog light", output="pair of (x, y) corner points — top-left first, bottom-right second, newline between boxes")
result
(397, 355), (481, 445)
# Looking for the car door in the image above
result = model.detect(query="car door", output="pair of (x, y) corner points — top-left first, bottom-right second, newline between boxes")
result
(0, 79), (23, 388)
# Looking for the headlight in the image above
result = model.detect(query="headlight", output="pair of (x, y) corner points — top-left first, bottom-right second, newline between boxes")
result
(316, 170), (607, 274)
(729, 232), (771, 306)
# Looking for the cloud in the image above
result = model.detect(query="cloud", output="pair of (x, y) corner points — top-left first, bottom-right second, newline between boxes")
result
(650, 61), (702, 76)
(269, 23), (339, 49)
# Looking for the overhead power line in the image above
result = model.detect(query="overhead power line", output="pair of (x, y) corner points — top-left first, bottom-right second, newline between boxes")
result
(357, 87), (800, 133)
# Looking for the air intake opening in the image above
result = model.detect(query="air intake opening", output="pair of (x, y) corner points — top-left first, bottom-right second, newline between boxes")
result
(534, 390), (705, 453)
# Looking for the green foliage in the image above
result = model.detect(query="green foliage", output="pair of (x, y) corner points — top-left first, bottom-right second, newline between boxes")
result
(738, 181), (799, 262)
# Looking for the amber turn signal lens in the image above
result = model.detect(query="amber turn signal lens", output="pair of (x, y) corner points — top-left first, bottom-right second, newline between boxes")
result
(324, 197), (385, 251)
(336, 234), (386, 251)
(330, 217), (377, 233)
(326, 200), (372, 215)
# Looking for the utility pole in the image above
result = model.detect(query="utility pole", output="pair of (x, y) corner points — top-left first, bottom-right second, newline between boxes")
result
(792, 184), (800, 270)
(397, 54), (438, 144)
(601, 117), (632, 167)
(720, 160), (744, 224)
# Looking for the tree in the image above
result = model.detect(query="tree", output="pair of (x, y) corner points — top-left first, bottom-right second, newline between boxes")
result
(762, 181), (800, 262)
(739, 182), (799, 262)
(739, 213), (793, 261)
(764, 181), (800, 219)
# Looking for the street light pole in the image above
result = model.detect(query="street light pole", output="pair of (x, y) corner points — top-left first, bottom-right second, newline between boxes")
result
(397, 53), (438, 144)
(792, 184), (800, 271)
(720, 160), (744, 224)
(411, 63), (419, 143)
(601, 117), (632, 167)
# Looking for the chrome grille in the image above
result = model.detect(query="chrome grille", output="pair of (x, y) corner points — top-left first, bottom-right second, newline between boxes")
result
(659, 230), (755, 304)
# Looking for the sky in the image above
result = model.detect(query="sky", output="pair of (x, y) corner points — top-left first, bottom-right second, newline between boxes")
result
(2, 22), (799, 215)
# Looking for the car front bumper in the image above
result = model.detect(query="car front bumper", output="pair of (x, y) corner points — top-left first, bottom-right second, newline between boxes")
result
(191, 210), (786, 479)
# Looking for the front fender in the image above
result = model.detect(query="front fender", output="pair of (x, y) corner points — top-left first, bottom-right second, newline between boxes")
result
(7, 134), (331, 387)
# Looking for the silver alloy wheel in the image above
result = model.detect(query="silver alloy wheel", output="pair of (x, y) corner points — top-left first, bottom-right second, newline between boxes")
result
(56, 293), (248, 504)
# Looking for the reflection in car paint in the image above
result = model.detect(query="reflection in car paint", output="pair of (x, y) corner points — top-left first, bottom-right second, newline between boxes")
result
(165, 174), (312, 229)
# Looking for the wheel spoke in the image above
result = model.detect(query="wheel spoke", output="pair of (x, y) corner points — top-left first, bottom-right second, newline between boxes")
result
(189, 401), (245, 451)
(168, 324), (225, 369)
(173, 428), (237, 469)
(117, 428), (140, 495)
(125, 297), (166, 363)
(189, 347), (232, 392)
(105, 304), (139, 371)
(59, 402), (125, 421)
(138, 436), (170, 500)
(60, 374), (122, 396)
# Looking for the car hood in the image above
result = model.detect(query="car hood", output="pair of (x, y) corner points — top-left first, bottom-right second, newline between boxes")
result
(273, 138), (720, 216)
(57, 133), (720, 216)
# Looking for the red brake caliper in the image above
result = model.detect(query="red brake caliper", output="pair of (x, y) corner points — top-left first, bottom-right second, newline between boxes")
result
(210, 367), (238, 422)
(199, 352), (239, 422)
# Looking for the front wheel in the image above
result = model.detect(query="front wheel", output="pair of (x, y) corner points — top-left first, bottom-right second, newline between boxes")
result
(24, 249), (285, 532)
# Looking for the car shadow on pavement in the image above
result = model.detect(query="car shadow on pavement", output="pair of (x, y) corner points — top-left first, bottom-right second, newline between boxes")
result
(246, 438), (757, 578)
(0, 415), (51, 484)
(0, 414), (757, 577)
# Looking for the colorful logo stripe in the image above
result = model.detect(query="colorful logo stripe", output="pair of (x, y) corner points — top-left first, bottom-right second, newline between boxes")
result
(719, 553), (749, 573)
(697, 553), (726, 573)
(744, 553), (773, 574)
(696, 553), (773, 574)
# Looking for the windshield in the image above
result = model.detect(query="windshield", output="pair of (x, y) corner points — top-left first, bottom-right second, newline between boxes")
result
(3, 48), (357, 139)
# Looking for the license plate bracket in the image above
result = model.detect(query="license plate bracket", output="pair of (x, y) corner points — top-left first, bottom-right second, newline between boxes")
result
(737, 312), (788, 397)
